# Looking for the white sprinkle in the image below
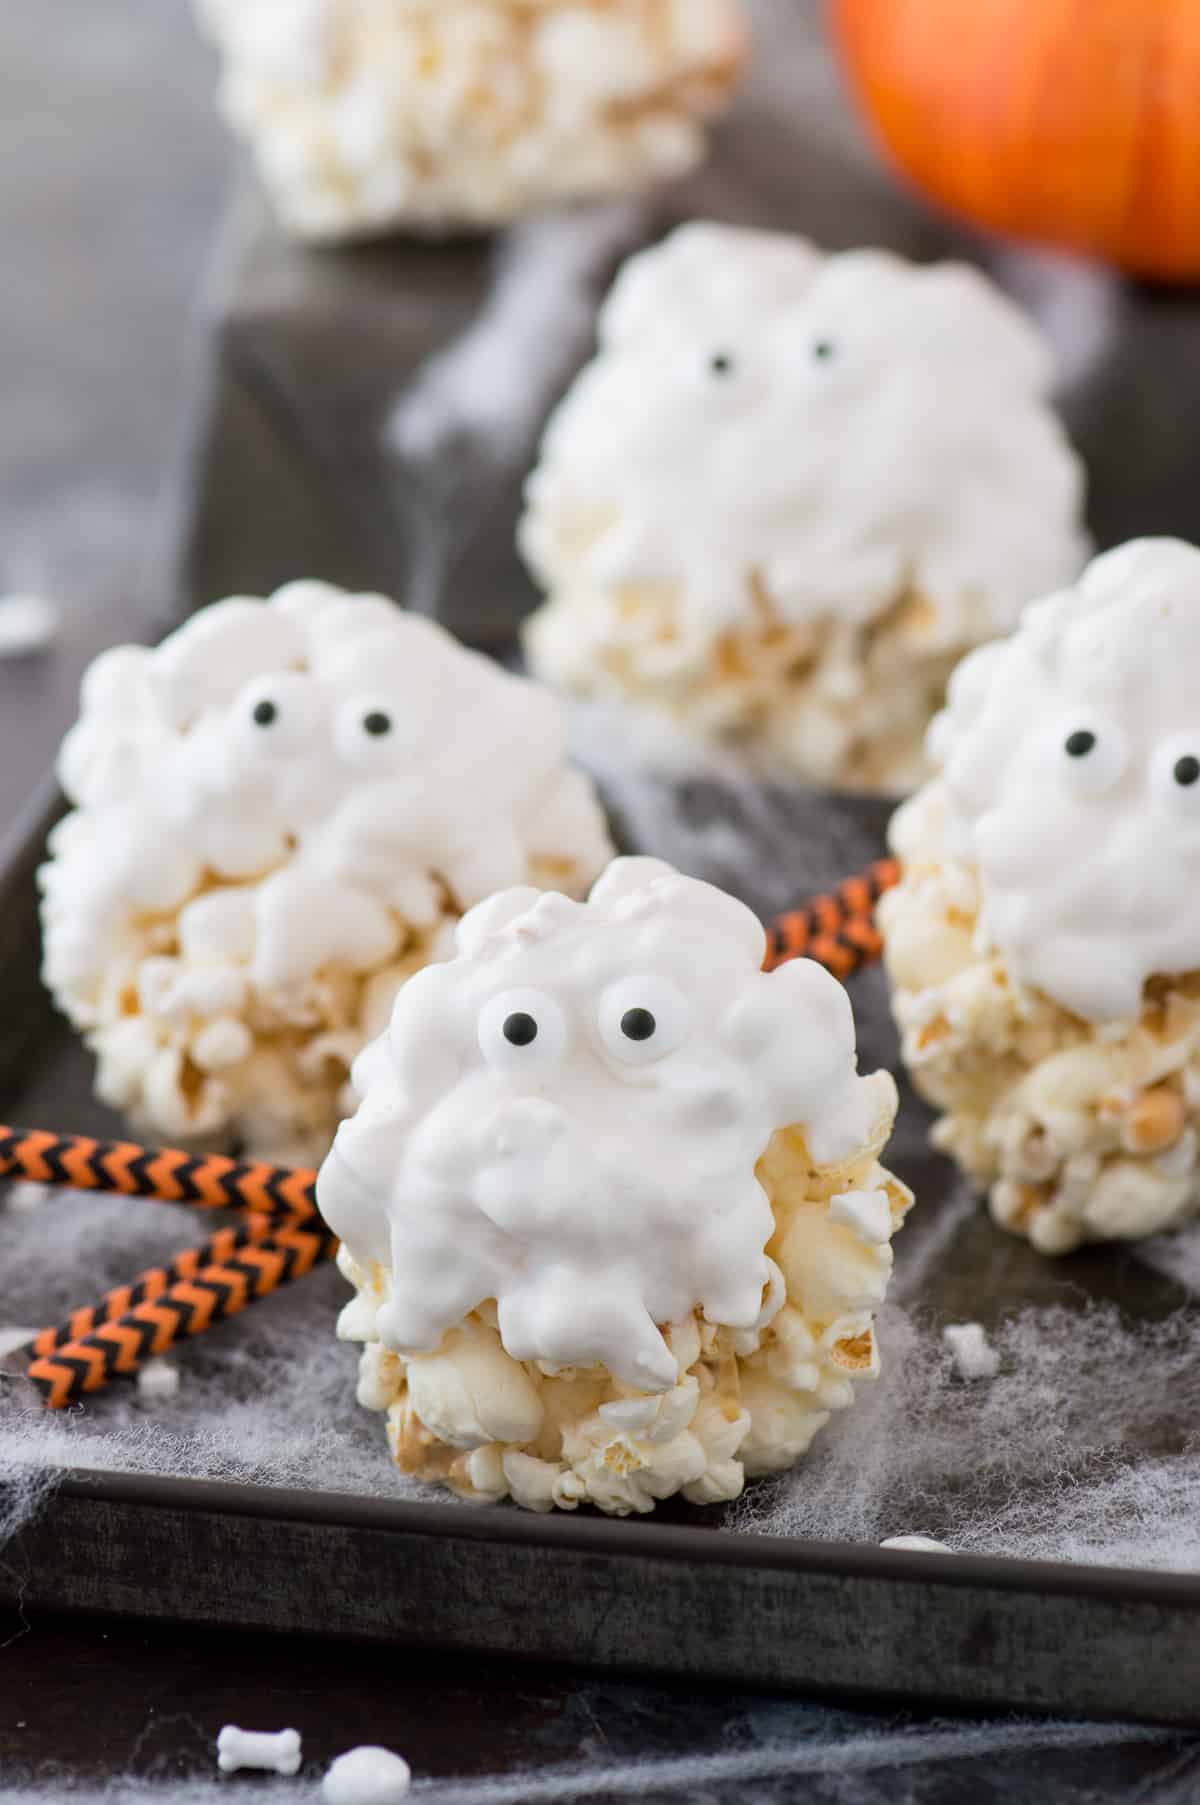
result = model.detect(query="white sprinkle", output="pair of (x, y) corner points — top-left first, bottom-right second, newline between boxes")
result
(216, 1725), (302, 1776)
(137, 1358), (181, 1403)
(4, 1180), (54, 1213)
(0, 593), (59, 658)
(881, 1535), (953, 1554)
(323, 1746), (412, 1804)
(943, 1321), (1001, 1382)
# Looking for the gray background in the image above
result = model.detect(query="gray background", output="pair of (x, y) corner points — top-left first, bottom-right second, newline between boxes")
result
(0, 0), (229, 840)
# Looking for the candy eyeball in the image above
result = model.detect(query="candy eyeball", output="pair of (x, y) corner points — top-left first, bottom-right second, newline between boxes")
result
(1152, 734), (1200, 816)
(234, 672), (321, 757)
(691, 343), (770, 411)
(478, 989), (569, 1073)
(597, 974), (691, 1066)
(1048, 713), (1129, 796)
(332, 695), (408, 769)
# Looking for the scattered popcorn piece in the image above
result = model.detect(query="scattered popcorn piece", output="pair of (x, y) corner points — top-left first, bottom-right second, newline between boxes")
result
(0, 1328), (37, 1360)
(881, 1535), (952, 1554)
(883, 539), (1200, 1249)
(136, 1358), (181, 1403)
(40, 580), (611, 1162)
(942, 1322), (1000, 1382)
(216, 1725), (302, 1776)
(0, 593), (59, 658)
(321, 856), (910, 1514)
(194, 0), (746, 242)
(521, 222), (1086, 795)
(323, 1747), (411, 1805)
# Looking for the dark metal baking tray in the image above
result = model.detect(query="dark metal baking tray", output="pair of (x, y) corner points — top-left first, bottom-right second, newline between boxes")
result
(4, 773), (1200, 1728)
(7, 0), (1200, 1722)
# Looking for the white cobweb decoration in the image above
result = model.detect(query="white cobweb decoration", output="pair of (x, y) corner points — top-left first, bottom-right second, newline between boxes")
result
(0, 1719), (1186, 1804)
(0, 1188), (439, 1560)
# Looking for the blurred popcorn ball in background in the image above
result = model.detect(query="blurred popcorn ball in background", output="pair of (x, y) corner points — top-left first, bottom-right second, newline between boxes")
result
(521, 222), (1089, 795)
(194, 0), (748, 239)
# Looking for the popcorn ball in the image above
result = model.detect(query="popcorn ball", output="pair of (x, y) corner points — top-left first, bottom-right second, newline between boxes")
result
(881, 538), (1200, 1253)
(320, 856), (909, 1515)
(194, 0), (747, 241)
(40, 581), (612, 1164)
(520, 222), (1088, 794)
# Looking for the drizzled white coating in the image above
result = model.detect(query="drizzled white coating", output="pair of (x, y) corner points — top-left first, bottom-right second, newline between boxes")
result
(194, 0), (746, 241)
(320, 857), (894, 1394)
(913, 538), (1200, 1023)
(40, 581), (611, 1159)
(521, 222), (1088, 792)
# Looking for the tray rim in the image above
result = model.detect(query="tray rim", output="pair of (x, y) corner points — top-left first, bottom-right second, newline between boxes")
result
(24, 1461), (1200, 1610)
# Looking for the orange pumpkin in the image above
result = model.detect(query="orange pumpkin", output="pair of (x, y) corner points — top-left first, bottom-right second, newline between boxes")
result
(831, 0), (1200, 282)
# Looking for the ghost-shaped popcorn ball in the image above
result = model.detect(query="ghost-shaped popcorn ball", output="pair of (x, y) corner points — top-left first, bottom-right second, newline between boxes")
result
(194, 0), (747, 242)
(40, 581), (612, 1164)
(520, 222), (1088, 795)
(320, 856), (908, 1515)
(882, 538), (1200, 1253)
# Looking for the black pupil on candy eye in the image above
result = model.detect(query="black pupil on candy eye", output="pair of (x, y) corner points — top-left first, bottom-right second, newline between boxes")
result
(621, 1007), (657, 1042)
(812, 340), (835, 361)
(363, 711), (391, 737)
(1065, 729), (1096, 758)
(1175, 755), (1200, 787)
(503, 1012), (538, 1047)
(709, 353), (733, 376)
(252, 699), (277, 727)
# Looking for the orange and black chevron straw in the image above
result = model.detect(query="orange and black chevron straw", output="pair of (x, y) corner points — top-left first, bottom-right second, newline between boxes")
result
(26, 1211), (281, 1358)
(0, 1128), (328, 1407)
(0, 1126), (318, 1224)
(17, 1215), (338, 1409)
(763, 859), (900, 978)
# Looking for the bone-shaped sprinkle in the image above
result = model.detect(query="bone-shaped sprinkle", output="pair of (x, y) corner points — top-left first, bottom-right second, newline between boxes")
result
(217, 1724), (302, 1776)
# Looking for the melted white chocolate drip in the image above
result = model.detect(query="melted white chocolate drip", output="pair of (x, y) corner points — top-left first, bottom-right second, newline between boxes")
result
(42, 580), (613, 1031)
(521, 222), (1087, 657)
(319, 857), (894, 1392)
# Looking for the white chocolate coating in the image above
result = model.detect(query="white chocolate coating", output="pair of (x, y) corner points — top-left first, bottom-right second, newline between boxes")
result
(41, 581), (612, 1160)
(915, 538), (1200, 1024)
(194, 0), (746, 241)
(883, 779), (1200, 1253)
(521, 222), (1088, 793)
(884, 549), (1200, 1257)
(322, 858), (908, 1512)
